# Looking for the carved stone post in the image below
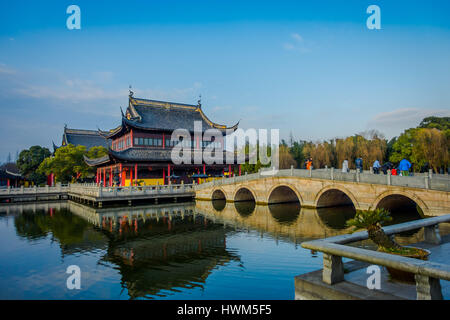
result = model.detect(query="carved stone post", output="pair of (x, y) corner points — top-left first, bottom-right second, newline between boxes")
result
(415, 274), (443, 300)
(424, 224), (441, 244)
(322, 253), (344, 285)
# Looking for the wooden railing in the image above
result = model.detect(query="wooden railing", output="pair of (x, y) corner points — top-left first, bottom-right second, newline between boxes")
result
(301, 214), (450, 300)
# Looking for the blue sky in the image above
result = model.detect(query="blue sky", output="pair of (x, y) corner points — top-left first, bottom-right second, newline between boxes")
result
(1, 0), (450, 161)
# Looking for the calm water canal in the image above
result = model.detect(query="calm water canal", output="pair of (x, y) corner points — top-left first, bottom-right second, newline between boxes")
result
(0, 200), (423, 299)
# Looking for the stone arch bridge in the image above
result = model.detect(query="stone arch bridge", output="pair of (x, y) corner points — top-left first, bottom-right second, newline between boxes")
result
(194, 169), (450, 217)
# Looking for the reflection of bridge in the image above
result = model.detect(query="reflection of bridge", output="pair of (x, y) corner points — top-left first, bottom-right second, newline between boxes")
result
(194, 169), (450, 217)
(195, 200), (353, 241)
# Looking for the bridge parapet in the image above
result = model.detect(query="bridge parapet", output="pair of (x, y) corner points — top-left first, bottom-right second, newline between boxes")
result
(195, 168), (449, 192)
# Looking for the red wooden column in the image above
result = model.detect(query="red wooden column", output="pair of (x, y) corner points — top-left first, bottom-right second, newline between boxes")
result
(103, 168), (106, 186)
(197, 168), (200, 184)
(130, 129), (134, 147)
(110, 167), (113, 186)
(119, 164), (123, 186)
(162, 133), (165, 149)
(203, 164), (206, 174)
(130, 167), (133, 186)
(134, 164), (137, 186)
(167, 164), (171, 183)
(239, 164), (241, 176)
(7, 179), (10, 187)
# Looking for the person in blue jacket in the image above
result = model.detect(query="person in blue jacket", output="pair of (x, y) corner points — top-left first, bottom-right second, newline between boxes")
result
(372, 159), (381, 174)
(398, 158), (412, 176)
(355, 157), (363, 173)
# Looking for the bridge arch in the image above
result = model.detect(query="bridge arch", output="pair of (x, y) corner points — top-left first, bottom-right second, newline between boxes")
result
(314, 185), (359, 209)
(233, 187), (257, 202)
(267, 184), (302, 205)
(371, 190), (428, 218)
(211, 188), (227, 201)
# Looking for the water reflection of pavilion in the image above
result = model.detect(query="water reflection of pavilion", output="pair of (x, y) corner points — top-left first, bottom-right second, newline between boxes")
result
(69, 201), (240, 299)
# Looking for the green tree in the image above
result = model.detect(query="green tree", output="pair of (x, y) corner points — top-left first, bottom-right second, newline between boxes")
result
(389, 128), (417, 165)
(38, 144), (107, 183)
(290, 140), (306, 168)
(240, 142), (272, 174)
(419, 116), (450, 131)
(16, 146), (51, 185)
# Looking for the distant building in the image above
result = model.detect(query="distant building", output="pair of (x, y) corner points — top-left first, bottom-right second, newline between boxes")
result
(84, 93), (241, 186)
(0, 163), (23, 187)
(53, 126), (109, 153)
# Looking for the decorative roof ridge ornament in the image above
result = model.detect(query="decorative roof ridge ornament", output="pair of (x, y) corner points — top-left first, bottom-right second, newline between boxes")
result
(197, 94), (202, 108)
(129, 85), (134, 97)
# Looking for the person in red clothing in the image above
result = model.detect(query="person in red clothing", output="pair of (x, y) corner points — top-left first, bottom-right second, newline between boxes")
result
(391, 168), (398, 176)
(306, 158), (313, 170)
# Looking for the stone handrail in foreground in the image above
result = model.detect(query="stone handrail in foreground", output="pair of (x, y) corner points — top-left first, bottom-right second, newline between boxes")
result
(195, 168), (450, 192)
(301, 214), (450, 300)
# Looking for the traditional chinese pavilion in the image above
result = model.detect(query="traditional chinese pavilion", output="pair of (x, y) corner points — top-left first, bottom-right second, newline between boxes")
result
(84, 92), (241, 186)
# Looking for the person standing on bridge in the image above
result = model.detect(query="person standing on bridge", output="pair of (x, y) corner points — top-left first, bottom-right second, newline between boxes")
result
(342, 159), (349, 173)
(355, 157), (363, 173)
(372, 159), (381, 174)
(306, 157), (313, 170)
(398, 158), (412, 176)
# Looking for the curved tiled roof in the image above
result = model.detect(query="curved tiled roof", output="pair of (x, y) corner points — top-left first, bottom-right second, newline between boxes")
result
(62, 127), (109, 149)
(84, 147), (239, 166)
(103, 96), (239, 139)
(83, 154), (111, 167)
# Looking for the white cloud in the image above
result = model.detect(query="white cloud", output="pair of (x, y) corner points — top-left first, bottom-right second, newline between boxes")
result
(291, 33), (303, 42)
(283, 33), (310, 53)
(283, 43), (295, 51)
(0, 63), (16, 75)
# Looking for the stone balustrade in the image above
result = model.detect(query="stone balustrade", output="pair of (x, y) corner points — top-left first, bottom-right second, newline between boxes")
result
(301, 214), (450, 300)
(197, 167), (450, 192)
